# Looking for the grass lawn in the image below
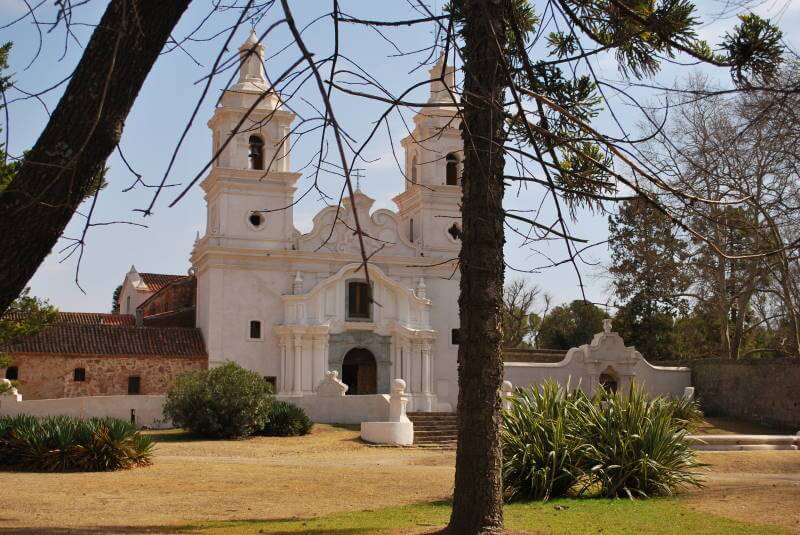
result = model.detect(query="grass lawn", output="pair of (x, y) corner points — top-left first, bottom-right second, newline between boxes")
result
(0, 424), (797, 534)
(191, 498), (786, 534)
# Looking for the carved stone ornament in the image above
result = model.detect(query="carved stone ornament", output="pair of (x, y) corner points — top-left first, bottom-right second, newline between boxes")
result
(316, 370), (348, 397)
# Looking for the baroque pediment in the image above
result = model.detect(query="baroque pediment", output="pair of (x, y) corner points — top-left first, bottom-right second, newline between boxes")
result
(296, 191), (418, 257)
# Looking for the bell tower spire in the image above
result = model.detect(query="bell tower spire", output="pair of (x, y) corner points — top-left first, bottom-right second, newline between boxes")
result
(236, 29), (267, 91)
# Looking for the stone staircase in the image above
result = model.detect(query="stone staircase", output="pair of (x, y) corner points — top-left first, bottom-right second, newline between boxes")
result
(408, 412), (458, 448)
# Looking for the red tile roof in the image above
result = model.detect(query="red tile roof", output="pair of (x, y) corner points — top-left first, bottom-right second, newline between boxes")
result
(2, 311), (135, 326)
(139, 273), (187, 293)
(4, 324), (207, 357)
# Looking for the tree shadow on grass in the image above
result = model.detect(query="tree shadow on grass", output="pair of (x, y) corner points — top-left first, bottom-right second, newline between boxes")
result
(141, 428), (205, 443)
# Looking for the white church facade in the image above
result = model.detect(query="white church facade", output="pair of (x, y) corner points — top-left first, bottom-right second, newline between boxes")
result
(1, 32), (692, 424)
(191, 32), (464, 412)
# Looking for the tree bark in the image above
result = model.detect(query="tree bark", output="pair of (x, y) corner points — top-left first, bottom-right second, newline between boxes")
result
(0, 0), (191, 313)
(448, 1), (509, 533)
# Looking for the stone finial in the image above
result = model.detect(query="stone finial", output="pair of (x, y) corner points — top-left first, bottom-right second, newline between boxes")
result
(602, 318), (613, 334)
(391, 378), (406, 395)
(316, 370), (347, 397)
(416, 277), (427, 299)
(389, 378), (409, 423)
(292, 271), (303, 295)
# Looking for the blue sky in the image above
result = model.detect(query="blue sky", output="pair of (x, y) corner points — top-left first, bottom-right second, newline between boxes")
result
(2, 0), (798, 314)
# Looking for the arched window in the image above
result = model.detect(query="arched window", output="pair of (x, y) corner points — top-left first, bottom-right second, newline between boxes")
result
(411, 155), (418, 184)
(446, 153), (459, 185)
(248, 135), (264, 170)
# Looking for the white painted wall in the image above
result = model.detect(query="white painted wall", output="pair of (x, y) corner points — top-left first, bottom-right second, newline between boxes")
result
(0, 394), (169, 428)
(277, 394), (390, 424)
(504, 324), (692, 399)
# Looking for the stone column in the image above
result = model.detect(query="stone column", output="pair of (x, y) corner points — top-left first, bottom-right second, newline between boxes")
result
(279, 337), (288, 394)
(293, 334), (303, 395)
(312, 336), (325, 392)
(401, 341), (411, 392)
(421, 342), (432, 395)
(408, 341), (418, 393)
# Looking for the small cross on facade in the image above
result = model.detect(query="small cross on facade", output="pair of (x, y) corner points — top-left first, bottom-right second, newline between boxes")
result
(352, 168), (365, 191)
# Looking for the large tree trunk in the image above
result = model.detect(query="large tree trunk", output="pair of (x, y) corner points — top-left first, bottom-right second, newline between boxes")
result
(0, 0), (191, 313)
(448, 1), (509, 533)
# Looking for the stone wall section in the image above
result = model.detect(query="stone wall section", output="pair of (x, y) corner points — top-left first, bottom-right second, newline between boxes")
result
(691, 358), (800, 430)
(8, 353), (207, 400)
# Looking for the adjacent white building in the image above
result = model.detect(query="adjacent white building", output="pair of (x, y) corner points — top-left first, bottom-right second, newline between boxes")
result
(191, 32), (464, 412)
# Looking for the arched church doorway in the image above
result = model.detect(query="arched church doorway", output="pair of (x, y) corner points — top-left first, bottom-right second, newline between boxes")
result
(342, 348), (377, 395)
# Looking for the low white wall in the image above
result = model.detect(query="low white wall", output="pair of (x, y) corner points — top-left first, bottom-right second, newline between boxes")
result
(361, 421), (413, 445)
(504, 360), (691, 399)
(0, 394), (169, 428)
(278, 394), (390, 424)
(633, 361), (692, 398)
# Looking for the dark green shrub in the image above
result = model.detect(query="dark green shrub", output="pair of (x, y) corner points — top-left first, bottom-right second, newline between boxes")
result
(582, 386), (705, 498)
(502, 381), (590, 501)
(260, 400), (313, 437)
(163, 362), (272, 439)
(0, 414), (153, 472)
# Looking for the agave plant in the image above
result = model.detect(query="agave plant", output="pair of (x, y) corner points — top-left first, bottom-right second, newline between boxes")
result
(582, 385), (706, 498)
(0, 415), (154, 472)
(501, 380), (591, 501)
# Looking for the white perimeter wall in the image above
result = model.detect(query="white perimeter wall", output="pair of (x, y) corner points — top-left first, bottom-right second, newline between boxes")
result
(276, 394), (390, 424)
(505, 360), (691, 399)
(0, 394), (169, 428)
(1, 393), (394, 427)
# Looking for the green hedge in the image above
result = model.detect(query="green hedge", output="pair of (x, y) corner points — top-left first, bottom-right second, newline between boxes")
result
(0, 415), (153, 472)
(260, 400), (313, 437)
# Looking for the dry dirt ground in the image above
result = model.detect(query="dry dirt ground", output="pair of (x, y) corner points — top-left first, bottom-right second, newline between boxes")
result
(0, 424), (798, 534)
(684, 450), (800, 533)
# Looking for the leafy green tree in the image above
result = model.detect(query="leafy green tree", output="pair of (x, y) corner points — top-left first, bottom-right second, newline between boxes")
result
(0, 288), (58, 393)
(613, 294), (677, 360)
(536, 300), (606, 350)
(607, 198), (691, 358)
(111, 285), (122, 314)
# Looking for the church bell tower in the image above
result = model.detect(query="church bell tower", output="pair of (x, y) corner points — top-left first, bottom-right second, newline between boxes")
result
(393, 52), (463, 256)
(199, 30), (300, 251)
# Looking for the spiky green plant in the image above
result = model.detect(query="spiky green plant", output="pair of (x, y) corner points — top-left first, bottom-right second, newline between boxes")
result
(502, 382), (705, 501)
(661, 396), (703, 431)
(501, 380), (590, 501)
(582, 385), (705, 498)
(0, 415), (153, 472)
